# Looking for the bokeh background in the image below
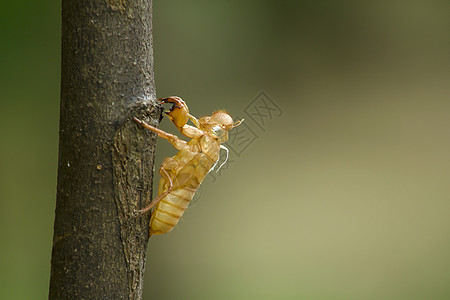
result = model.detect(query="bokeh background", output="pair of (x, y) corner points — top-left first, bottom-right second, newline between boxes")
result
(2, 1), (450, 299)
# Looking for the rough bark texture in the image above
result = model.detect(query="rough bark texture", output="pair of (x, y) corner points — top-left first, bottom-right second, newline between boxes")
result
(49, 1), (160, 299)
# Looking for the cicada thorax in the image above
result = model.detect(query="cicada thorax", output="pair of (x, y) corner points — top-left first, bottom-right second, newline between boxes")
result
(149, 135), (221, 235)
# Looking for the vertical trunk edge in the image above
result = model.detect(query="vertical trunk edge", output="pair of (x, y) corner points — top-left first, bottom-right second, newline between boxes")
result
(112, 104), (161, 299)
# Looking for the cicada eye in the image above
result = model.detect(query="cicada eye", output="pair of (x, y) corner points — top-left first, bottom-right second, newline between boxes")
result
(211, 125), (225, 138)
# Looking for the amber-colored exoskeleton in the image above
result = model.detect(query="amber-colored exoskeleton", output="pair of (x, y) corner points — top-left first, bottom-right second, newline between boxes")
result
(134, 97), (243, 236)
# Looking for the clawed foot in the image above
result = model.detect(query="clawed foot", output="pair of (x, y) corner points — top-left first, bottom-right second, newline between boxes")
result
(159, 96), (190, 130)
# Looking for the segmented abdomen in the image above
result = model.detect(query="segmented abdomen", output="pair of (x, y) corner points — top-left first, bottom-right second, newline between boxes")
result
(149, 151), (215, 235)
(150, 185), (197, 235)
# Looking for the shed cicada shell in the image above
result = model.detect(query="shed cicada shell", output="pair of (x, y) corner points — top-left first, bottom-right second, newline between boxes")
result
(134, 97), (243, 236)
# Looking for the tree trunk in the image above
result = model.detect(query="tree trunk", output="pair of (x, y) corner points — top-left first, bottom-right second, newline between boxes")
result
(49, 1), (159, 299)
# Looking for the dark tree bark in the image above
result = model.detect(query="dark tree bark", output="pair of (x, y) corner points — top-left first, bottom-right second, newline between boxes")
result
(49, 1), (160, 299)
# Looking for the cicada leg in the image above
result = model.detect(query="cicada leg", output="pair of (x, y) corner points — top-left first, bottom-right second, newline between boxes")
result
(159, 97), (189, 130)
(133, 117), (188, 151)
(159, 97), (204, 139)
(139, 167), (173, 214)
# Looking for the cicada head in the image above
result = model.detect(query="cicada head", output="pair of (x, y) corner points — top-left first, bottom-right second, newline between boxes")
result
(199, 110), (243, 143)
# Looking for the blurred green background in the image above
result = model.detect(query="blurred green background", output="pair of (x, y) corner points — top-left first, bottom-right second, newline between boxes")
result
(2, 1), (450, 299)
